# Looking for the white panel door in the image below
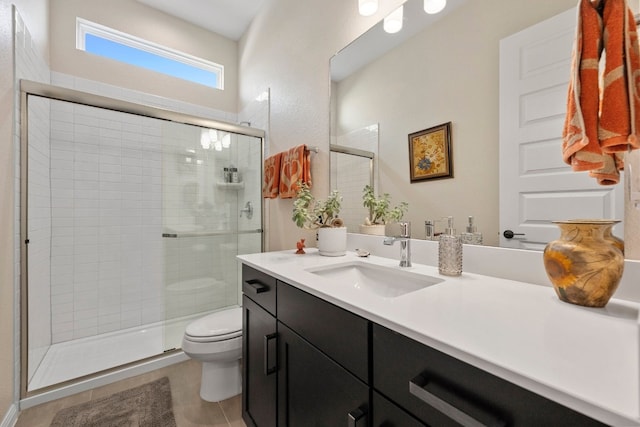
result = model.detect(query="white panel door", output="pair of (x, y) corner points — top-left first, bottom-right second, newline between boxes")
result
(499, 7), (624, 250)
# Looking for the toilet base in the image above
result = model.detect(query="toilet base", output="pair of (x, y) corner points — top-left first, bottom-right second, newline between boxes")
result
(200, 359), (242, 402)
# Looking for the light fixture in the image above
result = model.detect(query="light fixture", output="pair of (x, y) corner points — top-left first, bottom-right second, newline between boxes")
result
(221, 133), (231, 148)
(214, 140), (222, 151)
(208, 129), (218, 142)
(358, 0), (378, 16)
(383, 5), (403, 34)
(424, 0), (446, 14)
(200, 130), (211, 150)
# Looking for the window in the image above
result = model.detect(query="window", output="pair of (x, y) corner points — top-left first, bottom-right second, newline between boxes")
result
(76, 18), (224, 89)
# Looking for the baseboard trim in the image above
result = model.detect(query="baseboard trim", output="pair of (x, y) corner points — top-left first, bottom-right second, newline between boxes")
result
(1, 403), (19, 427)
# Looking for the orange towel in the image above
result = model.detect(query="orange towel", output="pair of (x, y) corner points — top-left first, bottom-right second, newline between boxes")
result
(562, 0), (604, 172)
(599, 0), (640, 152)
(262, 152), (282, 199)
(563, 0), (640, 185)
(590, 0), (640, 184)
(279, 144), (312, 199)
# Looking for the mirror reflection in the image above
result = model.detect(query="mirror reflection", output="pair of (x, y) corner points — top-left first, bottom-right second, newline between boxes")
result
(330, 0), (611, 248)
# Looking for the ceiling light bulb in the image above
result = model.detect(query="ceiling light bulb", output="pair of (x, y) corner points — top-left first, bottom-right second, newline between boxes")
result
(208, 129), (218, 141)
(358, 0), (378, 16)
(221, 133), (231, 148)
(424, 0), (446, 14)
(383, 5), (403, 34)
(200, 130), (211, 149)
(214, 140), (222, 151)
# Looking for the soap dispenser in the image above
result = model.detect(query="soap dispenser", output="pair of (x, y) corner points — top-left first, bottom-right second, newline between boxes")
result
(461, 216), (483, 245)
(439, 216), (462, 276)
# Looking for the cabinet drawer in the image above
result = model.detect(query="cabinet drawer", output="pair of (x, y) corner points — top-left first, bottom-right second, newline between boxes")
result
(277, 281), (370, 383)
(373, 324), (606, 427)
(242, 264), (277, 316)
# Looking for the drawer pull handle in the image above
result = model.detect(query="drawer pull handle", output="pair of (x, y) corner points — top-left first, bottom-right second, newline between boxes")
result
(264, 332), (277, 375)
(347, 407), (367, 427)
(244, 279), (268, 293)
(409, 375), (505, 427)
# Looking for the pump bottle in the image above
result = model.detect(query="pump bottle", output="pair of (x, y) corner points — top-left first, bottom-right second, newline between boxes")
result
(438, 216), (462, 276)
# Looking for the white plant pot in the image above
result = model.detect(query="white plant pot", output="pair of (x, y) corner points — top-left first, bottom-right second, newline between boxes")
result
(317, 227), (347, 256)
(358, 224), (386, 236)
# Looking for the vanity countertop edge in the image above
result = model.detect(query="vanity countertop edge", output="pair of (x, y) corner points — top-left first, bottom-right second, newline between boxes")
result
(238, 249), (640, 426)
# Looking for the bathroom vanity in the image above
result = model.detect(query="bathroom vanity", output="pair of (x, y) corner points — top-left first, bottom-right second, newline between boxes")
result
(239, 249), (640, 426)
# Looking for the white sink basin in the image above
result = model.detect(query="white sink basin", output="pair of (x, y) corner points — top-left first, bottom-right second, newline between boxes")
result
(306, 261), (443, 298)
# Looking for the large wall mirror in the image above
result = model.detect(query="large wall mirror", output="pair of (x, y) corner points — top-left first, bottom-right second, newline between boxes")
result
(330, 0), (636, 250)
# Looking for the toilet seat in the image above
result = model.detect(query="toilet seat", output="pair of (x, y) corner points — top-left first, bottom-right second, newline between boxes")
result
(184, 306), (242, 343)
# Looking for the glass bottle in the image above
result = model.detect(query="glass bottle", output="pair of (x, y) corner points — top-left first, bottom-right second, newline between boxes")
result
(438, 216), (462, 276)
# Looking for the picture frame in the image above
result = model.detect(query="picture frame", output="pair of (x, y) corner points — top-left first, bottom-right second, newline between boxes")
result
(408, 122), (453, 183)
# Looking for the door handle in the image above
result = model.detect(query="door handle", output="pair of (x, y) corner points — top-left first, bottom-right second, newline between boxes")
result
(263, 333), (277, 375)
(347, 407), (367, 427)
(503, 230), (525, 239)
(244, 279), (268, 294)
(409, 374), (505, 427)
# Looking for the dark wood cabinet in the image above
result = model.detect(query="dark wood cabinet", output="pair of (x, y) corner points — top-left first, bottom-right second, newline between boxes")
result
(372, 391), (426, 427)
(373, 324), (607, 427)
(242, 295), (277, 427)
(241, 264), (278, 427)
(277, 322), (369, 426)
(241, 263), (608, 427)
(277, 281), (369, 383)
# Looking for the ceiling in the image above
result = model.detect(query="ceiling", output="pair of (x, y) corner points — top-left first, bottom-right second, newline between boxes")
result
(135, 0), (266, 40)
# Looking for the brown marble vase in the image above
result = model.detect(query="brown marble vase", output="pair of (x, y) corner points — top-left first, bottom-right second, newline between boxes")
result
(543, 220), (624, 308)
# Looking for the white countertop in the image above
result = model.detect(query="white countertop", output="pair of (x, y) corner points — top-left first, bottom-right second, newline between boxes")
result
(238, 249), (640, 426)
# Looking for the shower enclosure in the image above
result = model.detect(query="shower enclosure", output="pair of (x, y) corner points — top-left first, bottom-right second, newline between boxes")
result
(20, 80), (264, 396)
(330, 124), (378, 233)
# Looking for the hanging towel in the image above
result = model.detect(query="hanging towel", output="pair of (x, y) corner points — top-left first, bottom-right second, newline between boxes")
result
(563, 0), (640, 185)
(279, 144), (312, 198)
(562, 0), (605, 172)
(590, 0), (640, 184)
(262, 152), (282, 199)
(599, 0), (640, 153)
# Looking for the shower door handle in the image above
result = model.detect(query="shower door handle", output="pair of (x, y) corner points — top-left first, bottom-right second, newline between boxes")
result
(240, 201), (253, 219)
(264, 333), (278, 375)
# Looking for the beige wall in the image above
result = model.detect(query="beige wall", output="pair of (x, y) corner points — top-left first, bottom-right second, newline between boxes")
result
(239, 0), (407, 250)
(50, 0), (238, 112)
(239, 0), (580, 250)
(334, 0), (577, 246)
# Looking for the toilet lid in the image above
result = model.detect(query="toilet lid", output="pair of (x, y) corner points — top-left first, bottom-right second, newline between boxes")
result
(185, 306), (242, 342)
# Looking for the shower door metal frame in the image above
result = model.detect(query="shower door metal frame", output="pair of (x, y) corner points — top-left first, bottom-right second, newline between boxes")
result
(19, 79), (265, 399)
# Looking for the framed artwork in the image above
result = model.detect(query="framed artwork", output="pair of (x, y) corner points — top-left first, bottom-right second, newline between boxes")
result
(408, 122), (453, 182)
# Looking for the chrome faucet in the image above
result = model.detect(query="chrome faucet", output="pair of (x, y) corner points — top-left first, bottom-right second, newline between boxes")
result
(383, 221), (411, 267)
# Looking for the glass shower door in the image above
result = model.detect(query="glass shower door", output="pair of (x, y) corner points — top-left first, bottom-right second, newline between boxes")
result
(161, 123), (263, 351)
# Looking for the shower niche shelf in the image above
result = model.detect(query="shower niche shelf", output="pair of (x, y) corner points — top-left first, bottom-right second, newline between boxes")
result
(216, 181), (245, 190)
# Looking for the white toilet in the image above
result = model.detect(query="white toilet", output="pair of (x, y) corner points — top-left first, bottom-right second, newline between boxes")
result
(181, 306), (243, 402)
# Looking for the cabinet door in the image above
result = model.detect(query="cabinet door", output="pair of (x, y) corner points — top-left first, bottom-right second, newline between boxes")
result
(277, 322), (369, 427)
(242, 295), (277, 427)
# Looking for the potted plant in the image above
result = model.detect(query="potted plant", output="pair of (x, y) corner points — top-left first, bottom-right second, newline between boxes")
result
(292, 182), (346, 256)
(360, 184), (408, 235)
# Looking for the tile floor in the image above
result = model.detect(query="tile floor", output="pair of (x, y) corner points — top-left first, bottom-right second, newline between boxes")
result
(16, 359), (246, 427)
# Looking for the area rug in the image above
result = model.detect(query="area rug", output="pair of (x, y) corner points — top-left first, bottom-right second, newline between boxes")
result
(50, 376), (176, 427)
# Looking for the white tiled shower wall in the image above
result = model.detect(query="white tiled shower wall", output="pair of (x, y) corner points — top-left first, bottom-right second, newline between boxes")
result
(47, 101), (166, 342)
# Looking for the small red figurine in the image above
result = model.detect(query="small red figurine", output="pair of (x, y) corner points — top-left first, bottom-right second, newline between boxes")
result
(295, 239), (306, 254)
